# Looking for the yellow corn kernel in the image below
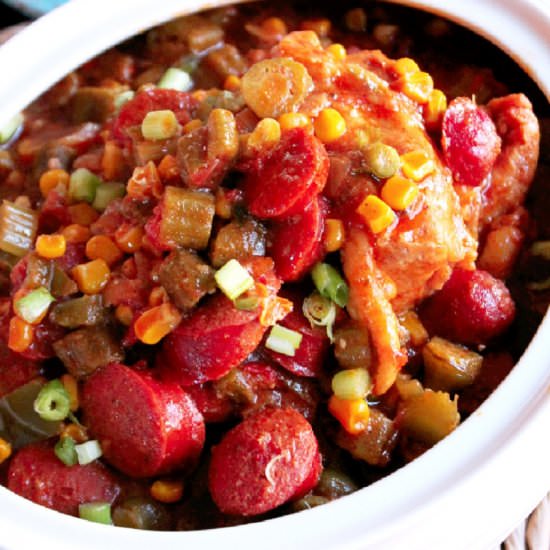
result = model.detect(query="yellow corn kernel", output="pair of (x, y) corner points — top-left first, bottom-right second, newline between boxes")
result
(314, 108), (347, 143)
(182, 119), (202, 134)
(85, 235), (123, 266)
(150, 479), (184, 503)
(424, 88), (448, 129)
(134, 303), (182, 345)
(301, 18), (331, 37)
(68, 202), (100, 226)
(71, 259), (111, 295)
(62, 224), (91, 244)
(356, 195), (396, 233)
(394, 57), (420, 77)
(39, 169), (70, 198)
(328, 395), (370, 435)
(36, 234), (66, 259)
(398, 71), (434, 104)
(157, 154), (179, 183)
(115, 304), (134, 326)
(262, 16), (287, 36)
(381, 176), (419, 211)
(247, 118), (281, 153)
(61, 374), (79, 412)
(278, 112), (311, 132)
(400, 150), (435, 182)
(60, 423), (88, 444)
(114, 225), (144, 254)
(223, 74), (241, 92)
(326, 43), (347, 61)
(399, 311), (429, 347)
(325, 218), (345, 252)
(8, 316), (34, 353)
(0, 437), (12, 465)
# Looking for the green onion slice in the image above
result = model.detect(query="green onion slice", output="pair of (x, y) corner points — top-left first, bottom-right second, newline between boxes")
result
(69, 168), (102, 203)
(114, 90), (135, 111)
(233, 294), (260, 311)
(311, 262), (349, 308)
(303, 292), (336, 341)
(215, 259), (254, 301)
(33, 379), (71, 422)
(75, 439), (103, 465)
(54, 436), (78, 466)
(79, 502), (113, 525)
(265, 323), (303, 357)
(141, 109), (180, 141)
(0, 113), (23, 144)
(158, 67), (193, 92)
(92, 182), (126, 211)
(14, 286), (55, 324)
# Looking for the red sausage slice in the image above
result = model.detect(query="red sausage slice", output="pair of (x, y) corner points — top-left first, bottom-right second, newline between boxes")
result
(7, 442), (121, 516)
(208, 407), (322, 516)
(441, 97), (501, 186)
(81, 363), (205, 478)
(419, 268), (515, 345)
(268, 196), (327, 282)
(243, 128), (329, 219)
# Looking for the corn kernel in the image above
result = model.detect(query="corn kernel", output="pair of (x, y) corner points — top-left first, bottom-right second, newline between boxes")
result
(182, 119), (202, 134)
(157, 154), (180, 183)
(261, 16), (287, 36)
(381, 176), (419, 211)
(150, 479), (184, 503)
(314, 108), (347, 143)
(332, 368), (371, 400)
(102, 141), (125, 182)
(36, 234), (66, 259)
(399, 311), (429, 347)
(85, 235), (123, 266)
(278, 112), (311, 132)
(325, 219), (345, 252)
(39, 169), (70, 198)
(69, 202), (99, 226)
(8, 316), (33, 353)
(72, 259), (111, 295)
(60, 423), (88, 444)
(400, 150), (435, 181)
(0, 437), (12, 465)
(397, 71), (434, 104)
(61, 374), (79, 412)
(301, 18), (331, 37)
(114, 224), (144, 254)
(247, 118), (281, 153)
(328, 395), (370, 435)
(394, 57), (420, 77)
(134, 303), (182, 345)
(356, 195), (396, 233)
(62, 224), (91, 244)
(326, 43), (347, 61)
(223, 75), (241, 92)
(424, 89), (448, 129)
(115, 304), (134, 326)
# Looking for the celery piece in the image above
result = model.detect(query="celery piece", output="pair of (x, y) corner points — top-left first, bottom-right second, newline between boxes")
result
(0, 113), (23, 144)
(0, 200), (38, 257)
(157, 67), (193, 92)
(92, 182), (126, 211)
(69, 168), (101, 203)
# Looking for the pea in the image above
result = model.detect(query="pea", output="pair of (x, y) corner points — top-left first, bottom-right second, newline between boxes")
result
(112, 497), (171, 531)
(315, 468), (358, 499)
(363, 142), (400, 179)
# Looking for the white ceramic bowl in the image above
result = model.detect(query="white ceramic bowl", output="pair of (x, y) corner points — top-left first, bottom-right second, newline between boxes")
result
(0, 1), (549, 549)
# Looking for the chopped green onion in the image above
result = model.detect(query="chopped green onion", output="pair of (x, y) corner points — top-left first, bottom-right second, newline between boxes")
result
(79, 502), (113, 525)
(69, 168), (102, 203)
(33, 379), (71, 422)
(0, 113), (23, 144)
(531, 241), (550, 260)
(331, 368), (371, 400)
(0, 200), (38, 257)
(158, 67), (193, 92)
(14, 287), (55, 324)
(75, 439), (103, 465)
(303, 292), (337, 341)
(215, 259), (254, 300)
(265, 323), (303, 357)
(141, 110), (180, 141)
(92, 182), (126, 211)
(114, 90), (135, 111)
(55, 436), (78, 466)
(233, 294), (259, 311)
(311, 262), (349, 308)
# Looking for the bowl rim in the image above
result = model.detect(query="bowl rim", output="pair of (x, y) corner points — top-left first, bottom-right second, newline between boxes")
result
(0, 1), (549, 549)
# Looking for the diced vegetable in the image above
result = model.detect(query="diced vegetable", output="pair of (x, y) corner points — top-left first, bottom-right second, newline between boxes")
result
(69, 168), (101, 203)
(50, 294), (106, 328)
(112, 497), (171, 530)
(0, 437), (12, 465)
(265, 323), (303, 356)
(381, 176), (419, 210)
(400, 150), (435, 181)
(207, 108), (239, 161)
(79, 502), (112, 525)
(324, 218), (345, 253)
(395, 71), (434, 103)
(75, 439), (103, 465)
(114, 90), (135, 111)
(158, 67), (193, 92)
(278, 111), (311, 132)
(424, 88), (447, 129)
(332, 368), (371, 400)
(39, 169), (70, 198)
(50, 266), (79, 298)
(61, 374), (79, 412)
(333, 322), (372, 371)
(363, 142), (400, 179)
(33, 379), (71, 422)
(8, 316), (34, 353)
(314, 108), (347, 143)
(210, 219), (266, 268)
(85, 235), (123, 266)
(423, 336), (483, 392)
(246, 118), (281, 154)
(0, 113), (23, 144)
(0, 200), (38, 257)
(72, 259), (111, 294)
(141, 109), (180, 140)
(215, 259), (254, 300)
(134, 303), (182, 345)
(311, 262), (349, 308)
(399, 311), (429, 347)
(35, 234), (67, 259)
(71, 87), (117, 124)
(54, 435), (78, 466)
(302, 292), (336, 341)
(150, 479), (184, 503)
(356, 194), (396, 233)
(14, 287), (55, 325)
(92, 182), (126, 211)
(328, 395), (370, 435)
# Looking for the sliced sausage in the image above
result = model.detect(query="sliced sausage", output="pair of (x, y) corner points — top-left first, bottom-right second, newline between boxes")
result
(81, 362), (205, 478)
(7, 442), (121, 516)
(208, 407), (322, 516)
(243, 127), (329, 219)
